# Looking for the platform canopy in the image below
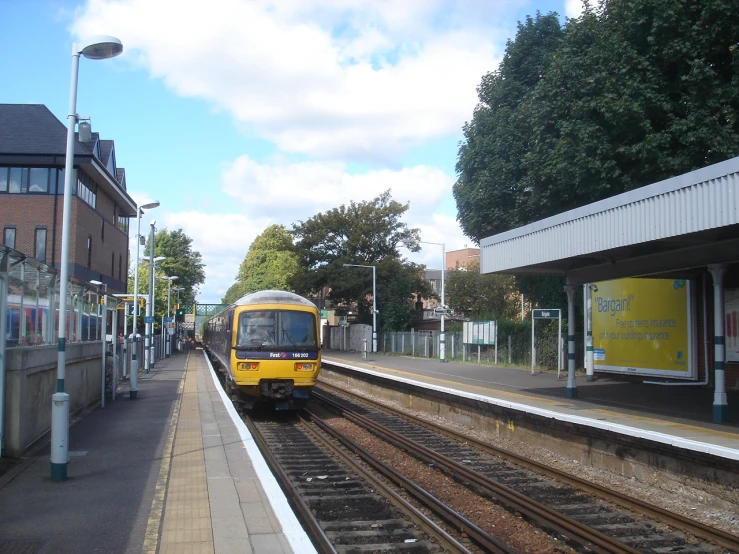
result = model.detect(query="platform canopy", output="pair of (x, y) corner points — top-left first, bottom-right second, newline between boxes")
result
(480, 156), (739, 285)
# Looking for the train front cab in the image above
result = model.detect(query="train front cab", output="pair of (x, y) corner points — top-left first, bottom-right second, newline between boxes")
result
(229, 301), (320, 410)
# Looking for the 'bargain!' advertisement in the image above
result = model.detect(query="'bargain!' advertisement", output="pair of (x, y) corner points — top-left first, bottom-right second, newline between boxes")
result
(591, 278), (694, 378)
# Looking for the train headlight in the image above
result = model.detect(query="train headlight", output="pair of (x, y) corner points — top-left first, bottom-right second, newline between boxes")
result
(295, 363), (314, 371)
(237, 362), (259, 371)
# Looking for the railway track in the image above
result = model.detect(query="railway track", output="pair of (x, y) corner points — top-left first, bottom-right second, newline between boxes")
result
(244, 410), (505, 553)
(312, 382), (739, 554)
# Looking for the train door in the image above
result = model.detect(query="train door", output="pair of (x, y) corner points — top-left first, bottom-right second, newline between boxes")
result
(227, 310), (234, 352)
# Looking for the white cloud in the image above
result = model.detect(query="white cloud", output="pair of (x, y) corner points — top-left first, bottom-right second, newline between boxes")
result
(159, 210), (274, 303)
(146, 157), (467, 302)
(71, 0), (504, 161)
(565, 0), (585, 18)
(221, 155), (452, 220)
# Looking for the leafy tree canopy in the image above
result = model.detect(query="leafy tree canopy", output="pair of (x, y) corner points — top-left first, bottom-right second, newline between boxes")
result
(455, 0), (739, 243)
(445, 260), (519, 320)
(128, 228), (205, 325)
(290, 190), (426, 330)
(291, 190), (420, 301)
(222, 224), (300, 304)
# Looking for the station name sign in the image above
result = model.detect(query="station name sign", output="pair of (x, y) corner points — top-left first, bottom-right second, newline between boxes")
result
(532, 309), (560, 319)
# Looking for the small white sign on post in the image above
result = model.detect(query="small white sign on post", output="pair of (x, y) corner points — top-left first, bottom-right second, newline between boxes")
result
(531, 309), (562, 377)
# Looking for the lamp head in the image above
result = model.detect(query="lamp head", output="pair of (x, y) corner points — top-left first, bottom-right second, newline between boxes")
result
(77, 36), (123, 60)
(90, 280), (102, 286)
(140, 200), (160, 210)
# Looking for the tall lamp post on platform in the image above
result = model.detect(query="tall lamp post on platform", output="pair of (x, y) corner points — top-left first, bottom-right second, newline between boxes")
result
(420, 241), (447, 363)
(343, 264), (377, 353)
(131, 201), (159, 397)
(144, 252), (165, 372)
(161, 276), (178, 357)
(52, 35), (123, 483)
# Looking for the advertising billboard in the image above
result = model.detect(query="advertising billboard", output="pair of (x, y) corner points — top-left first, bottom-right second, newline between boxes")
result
(591, 278), (694, 378)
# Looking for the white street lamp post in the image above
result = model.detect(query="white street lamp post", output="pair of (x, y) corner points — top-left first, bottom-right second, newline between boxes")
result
(142, 253), (165, 371)
(52, 35), (123, 482)
(131, 202), (159, 397)
(146, 222), (156, 372)
(343, 264), (377, 353)
(161, 276), (178, 357)
(419, 241), (446, 363)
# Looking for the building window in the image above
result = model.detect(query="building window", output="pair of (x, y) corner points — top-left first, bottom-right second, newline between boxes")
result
(35, 228), (47, 262)
(117, 213), (129, 234)
(0, 168), (7, 192)
(8, 168), (27, 193)
(101, 219), (105, 241)
(3, 227), (16, 249)
(111, 252), (115, 276)
(87, 236), (92, 268)
(77, 173), (96, 209)
(29, 168), (49, 193)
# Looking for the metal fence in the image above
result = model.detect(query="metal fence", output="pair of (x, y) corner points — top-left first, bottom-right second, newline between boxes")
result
(0, 244), (113, 349)
(328, 321), (584, 371)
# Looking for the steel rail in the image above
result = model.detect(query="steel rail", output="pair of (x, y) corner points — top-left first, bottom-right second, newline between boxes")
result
(315, 389), (643, 554)
(319, 377), (739, 553)
(241, 414), (338, 554)
(301, 408), (515, 554)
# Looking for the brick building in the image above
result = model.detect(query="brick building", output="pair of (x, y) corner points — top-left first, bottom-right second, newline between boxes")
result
(0, 104), (136, 294)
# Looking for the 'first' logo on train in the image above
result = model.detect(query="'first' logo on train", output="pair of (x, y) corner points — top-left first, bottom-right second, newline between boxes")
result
(269, 352), (288, 358)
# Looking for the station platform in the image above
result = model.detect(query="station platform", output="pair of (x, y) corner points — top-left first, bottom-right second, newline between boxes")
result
(323, 350), (739, 462)
(0, 351), (316, 554)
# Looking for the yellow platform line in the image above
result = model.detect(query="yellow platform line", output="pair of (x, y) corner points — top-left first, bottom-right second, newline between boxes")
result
(142, 352), (187, 554)
(158, 354), (214, 554)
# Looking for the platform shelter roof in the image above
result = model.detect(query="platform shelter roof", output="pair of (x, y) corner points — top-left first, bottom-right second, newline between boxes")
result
(480, 156), (739, 285)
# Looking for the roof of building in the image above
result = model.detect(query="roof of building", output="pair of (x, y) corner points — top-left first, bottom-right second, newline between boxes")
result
(0, 104), (96, 156)
(0, 104), (136, 215)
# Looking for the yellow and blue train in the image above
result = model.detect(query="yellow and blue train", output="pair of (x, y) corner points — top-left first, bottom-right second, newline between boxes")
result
(203, 290), (321, 410)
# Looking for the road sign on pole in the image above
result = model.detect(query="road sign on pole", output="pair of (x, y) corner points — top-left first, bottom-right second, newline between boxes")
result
(433, 307), (453, 315)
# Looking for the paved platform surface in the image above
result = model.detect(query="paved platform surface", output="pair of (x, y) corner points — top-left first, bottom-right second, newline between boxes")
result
(323, 350), (739, 460)
(0, 350), (316, 554)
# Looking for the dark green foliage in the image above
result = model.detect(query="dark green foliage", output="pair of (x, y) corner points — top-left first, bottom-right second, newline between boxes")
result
(376, 260), (428, 332)
(291, 190), (424, 331)
(455, 0), (739, 243)
(222, 224), (300, 304)
(129, 228), (205, 325)
(444, 260), (519, 320)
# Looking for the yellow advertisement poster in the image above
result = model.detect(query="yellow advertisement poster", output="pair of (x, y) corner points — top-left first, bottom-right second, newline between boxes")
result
(591, 278), (693, 378)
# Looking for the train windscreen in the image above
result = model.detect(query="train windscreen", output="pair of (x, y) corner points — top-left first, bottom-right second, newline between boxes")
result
(236, 310), (317, 349)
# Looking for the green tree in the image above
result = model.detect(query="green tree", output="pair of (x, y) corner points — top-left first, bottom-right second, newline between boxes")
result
(454, 12), (565, 242)
(455, 0), (739, 243)
(222, 225), (300, 304)
(129, 229), (205, 324)
(291, 190), (420, 300)
(444, 260), (518, 320)
(291, 190), (423, 329)
(376, 260), (428, 332)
